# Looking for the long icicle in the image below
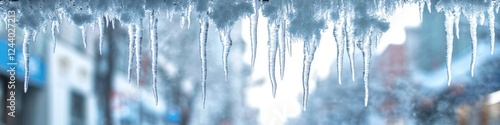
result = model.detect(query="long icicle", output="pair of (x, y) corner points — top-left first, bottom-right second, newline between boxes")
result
(99, 16), (105, 55)
(444, 10), (455, 86)
(278, 20), (286, 80)
(333, 19), (345, 85)
(250, 0), (259, 67)
(345, 18), (356, 81)
(127, 24), (136, 84)
(135, 23), (143, 88)
(489, 1), (496, 55)
(219, 28), (232, 81)
(468, 15), (477, 77)
(199, 12), (209, 107)
(23, 29), (33, 93)
(302, 39), (318, 111)
(362, 31), (372, 107)
(150, 11), (159, 105)
(268, 22), (278, 98)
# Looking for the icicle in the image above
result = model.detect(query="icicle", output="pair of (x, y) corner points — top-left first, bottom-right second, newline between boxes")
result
(127, 24), (136, 84)
(111, 17), (115, 29)
(426, 0), (432, 13)
(23, 29), (33, 93)
(99, 17), (104, 55)
(219, 28), (233, 81)
(80, 26), (87, 48)
(361, 31), (372, 107)
(489, 2), (496, 55)
(268, 23), (278, 98)
(278, 21), (286, 80)
(468, 16), (477, 77)
(333, 19), (345, 85)
(419, 1), (425, 22)
(150, 12), (159, 105)
(199, 15), (209, 107)
(105, 14), (109, 27)
(302, 39), (319, 111)
(453, 8), (461, 39)
(51, 21), (59, 53)
(345, 18), (356, 82)
(444, 11), (455, 86)
(250, 0), (260, 67)
(135, 24), (143, 88)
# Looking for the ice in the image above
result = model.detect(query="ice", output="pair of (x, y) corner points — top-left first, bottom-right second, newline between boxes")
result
(444, 10), (455, 86)
(454, 8), (461, 39)
(127, 24), (136, 84)
(361, 31), (372, 107)
(23, 29), (33, 93)
(302, 39), (319, 111)
(135, 24), (143, 88)
(80, 26), (87, 48)
(465, 13), (478, 77)
(150, 12), (159, 105)
(250, 0), (260, 67)
(268, 22), (278, 98)
(278, 20), (286, 80)
(98, 17), (104, 55)
(333, 18), (345, 85)
(489, 2), (496, 55)
(51, 21), (59, 53)
(198, 13), (209, 107)
(346, 16), (356, 82)
(219, 28), (233, 81)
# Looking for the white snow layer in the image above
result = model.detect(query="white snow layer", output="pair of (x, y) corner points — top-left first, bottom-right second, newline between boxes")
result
(2, 0), (499, 110)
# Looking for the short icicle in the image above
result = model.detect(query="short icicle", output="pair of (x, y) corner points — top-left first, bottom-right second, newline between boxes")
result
(52, 21), (59, 53)
(99, 17), (105, 55)
(80, 26), (87, 48)
(219, 28), (233, 81)
(23, 29), (33, 93)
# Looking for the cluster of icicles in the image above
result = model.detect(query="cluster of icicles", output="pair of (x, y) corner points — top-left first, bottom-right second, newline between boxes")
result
(4, 0), (499, 111)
